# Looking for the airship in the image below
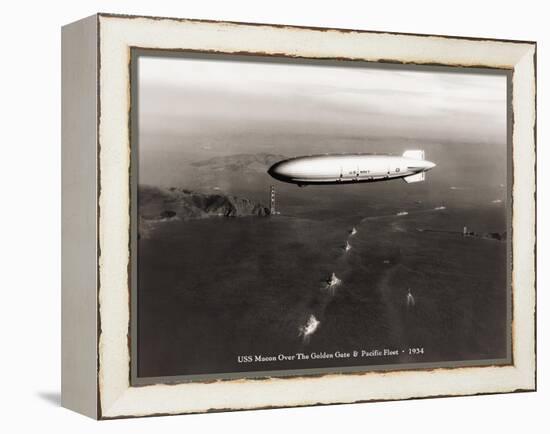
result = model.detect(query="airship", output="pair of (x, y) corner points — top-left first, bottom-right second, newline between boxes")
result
(268, 150), (436, 187)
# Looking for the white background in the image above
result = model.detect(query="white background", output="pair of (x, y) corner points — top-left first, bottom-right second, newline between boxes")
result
(0, 0), (546, 432)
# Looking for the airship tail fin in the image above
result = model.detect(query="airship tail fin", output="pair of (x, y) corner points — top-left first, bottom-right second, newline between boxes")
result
(403, 150), (425, 160)
(403, 172), (425, 183)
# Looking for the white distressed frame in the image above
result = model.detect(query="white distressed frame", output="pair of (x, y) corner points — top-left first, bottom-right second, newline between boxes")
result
(96, 14), (536, 419)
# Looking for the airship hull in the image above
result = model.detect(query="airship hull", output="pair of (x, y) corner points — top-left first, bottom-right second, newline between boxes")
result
(268, 151), (435, 186)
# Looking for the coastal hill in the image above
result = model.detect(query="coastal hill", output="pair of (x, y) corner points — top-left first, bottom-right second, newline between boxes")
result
(139, 185), (270, 225)
(191, 153), (287, 173)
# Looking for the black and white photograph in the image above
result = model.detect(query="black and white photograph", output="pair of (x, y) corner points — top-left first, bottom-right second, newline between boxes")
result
(3, 0), (542, 429)
(134, 52), (511, 381)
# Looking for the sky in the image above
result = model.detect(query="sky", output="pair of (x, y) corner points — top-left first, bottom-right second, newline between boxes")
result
(137, 53), (508, 187)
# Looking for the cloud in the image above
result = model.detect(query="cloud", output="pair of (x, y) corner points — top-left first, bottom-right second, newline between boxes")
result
(138, 55), (507, 147)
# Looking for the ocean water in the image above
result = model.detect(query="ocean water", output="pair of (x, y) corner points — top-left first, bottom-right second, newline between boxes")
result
(137, 176), (508, 378)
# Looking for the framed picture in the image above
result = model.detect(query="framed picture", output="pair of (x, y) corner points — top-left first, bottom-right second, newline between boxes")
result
(61, 13), (536, 419)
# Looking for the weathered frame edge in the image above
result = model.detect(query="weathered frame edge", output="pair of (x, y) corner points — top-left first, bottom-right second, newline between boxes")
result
(61, 13), (100, 420)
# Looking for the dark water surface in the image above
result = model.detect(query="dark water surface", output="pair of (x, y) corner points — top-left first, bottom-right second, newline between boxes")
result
(137, 177), (508, 377)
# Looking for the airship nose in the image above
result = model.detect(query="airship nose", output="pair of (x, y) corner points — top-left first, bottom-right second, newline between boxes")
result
(268, 161), (288, 181)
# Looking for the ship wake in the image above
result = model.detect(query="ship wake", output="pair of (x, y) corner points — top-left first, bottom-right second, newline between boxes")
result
(299, 314), (320, 343)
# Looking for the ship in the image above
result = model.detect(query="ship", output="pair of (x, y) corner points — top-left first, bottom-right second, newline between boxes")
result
(326, 272), (342, 287)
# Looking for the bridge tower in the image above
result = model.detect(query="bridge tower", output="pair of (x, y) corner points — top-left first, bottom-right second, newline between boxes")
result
(270, 185), (276, 215)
